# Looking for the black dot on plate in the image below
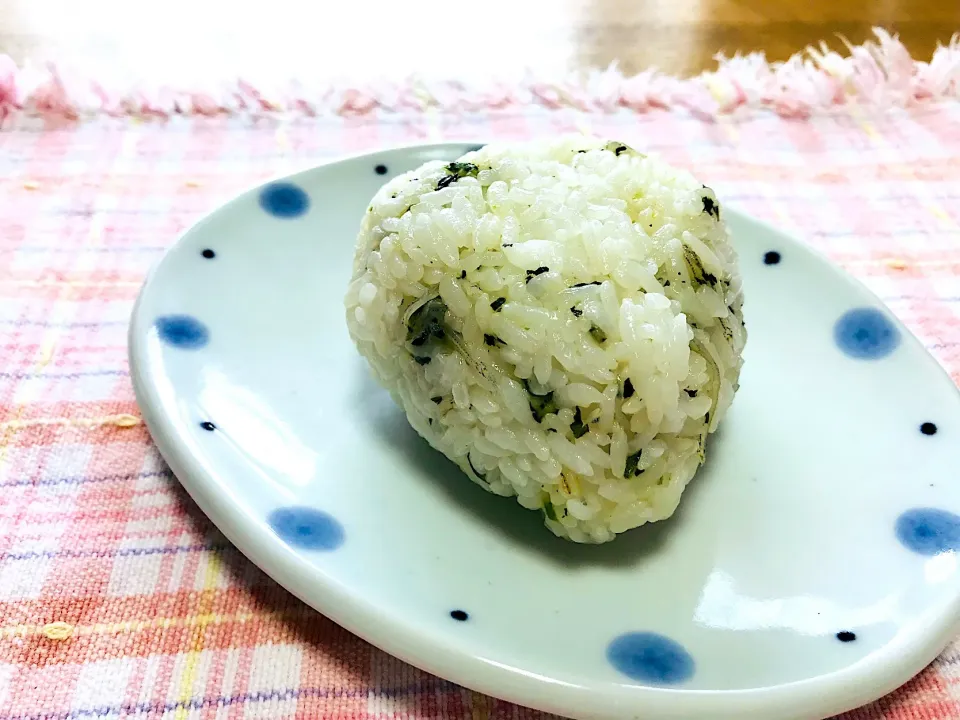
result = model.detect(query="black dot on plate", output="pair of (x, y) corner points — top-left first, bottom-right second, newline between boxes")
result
(375, 164), (388, 175)
(921, 422), (938, 435)
(763, 251), (781, 265)
(200, 421), (216, 431)
(836, 631), (856, 642)
(201, 249), (215, 259)
(450, 610), (468, 621)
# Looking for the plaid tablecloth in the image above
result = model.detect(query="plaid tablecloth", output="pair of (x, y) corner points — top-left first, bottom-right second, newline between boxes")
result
(2, 36), (960, 719)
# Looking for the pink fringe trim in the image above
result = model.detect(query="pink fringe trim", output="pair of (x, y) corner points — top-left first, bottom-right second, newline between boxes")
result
(1, 28), (958, 122)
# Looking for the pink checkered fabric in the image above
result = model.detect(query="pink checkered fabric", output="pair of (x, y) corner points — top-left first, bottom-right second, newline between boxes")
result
(1, 99), (960, 719)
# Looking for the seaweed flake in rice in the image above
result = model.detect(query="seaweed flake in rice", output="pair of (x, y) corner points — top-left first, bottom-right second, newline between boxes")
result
(344, 136), (746, 544)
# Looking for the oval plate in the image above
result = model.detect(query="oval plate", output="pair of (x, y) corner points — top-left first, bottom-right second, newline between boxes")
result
(130, 142), (960, 720)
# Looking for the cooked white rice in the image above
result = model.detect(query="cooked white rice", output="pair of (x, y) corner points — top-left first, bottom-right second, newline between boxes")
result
(344, 136), (746, 543)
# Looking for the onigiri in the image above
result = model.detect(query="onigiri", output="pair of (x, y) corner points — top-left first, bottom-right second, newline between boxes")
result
(344, 136), (746, 544)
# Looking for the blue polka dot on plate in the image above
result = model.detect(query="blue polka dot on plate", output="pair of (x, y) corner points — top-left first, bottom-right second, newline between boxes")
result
(155, 315), (209, 350)
(268, 507), (344, 551)
(259, 182), (310, 218)
(896, 508), (960, 556)
(607, 632), (694, 685)
(833, 307), (900, 360)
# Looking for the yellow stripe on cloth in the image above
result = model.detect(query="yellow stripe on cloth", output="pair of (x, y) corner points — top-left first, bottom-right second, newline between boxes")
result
(174, 552), (221, 720)
(0, 608), (308, 639)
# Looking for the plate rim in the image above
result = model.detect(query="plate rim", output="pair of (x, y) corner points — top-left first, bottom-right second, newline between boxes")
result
(128, 142), (960, 720)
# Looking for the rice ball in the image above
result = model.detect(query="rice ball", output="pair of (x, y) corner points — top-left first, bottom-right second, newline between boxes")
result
(344, 137), (745, 544)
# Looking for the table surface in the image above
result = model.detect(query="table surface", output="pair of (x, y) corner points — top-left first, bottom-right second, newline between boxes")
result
(0, 0), (957, 80)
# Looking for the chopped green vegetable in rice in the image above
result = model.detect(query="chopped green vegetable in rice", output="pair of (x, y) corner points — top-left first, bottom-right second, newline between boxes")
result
(570, 407), (589, 439)
(543, 502), (558, 522)
(588, 325), (607, 344)
(437, 162), (480, 190)
(625, 450), (644, 478)
(526, 383), (559, 424)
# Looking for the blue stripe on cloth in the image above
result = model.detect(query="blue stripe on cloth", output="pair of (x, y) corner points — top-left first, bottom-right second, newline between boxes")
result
(10, 245), (167, 253)
(0, 681), (460, 720)
(0, 470), (171, 489)
(0, 320), (128, 328)
(0, 543), (230, 562)
(0, 543), (233, 562)
(0, 369), (128, 380)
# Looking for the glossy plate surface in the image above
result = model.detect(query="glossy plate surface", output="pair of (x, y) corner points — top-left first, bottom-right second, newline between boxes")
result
(130, 143), (960, 720)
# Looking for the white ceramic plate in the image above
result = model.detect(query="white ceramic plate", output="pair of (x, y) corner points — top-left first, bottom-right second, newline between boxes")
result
(130, 143), (960, 720)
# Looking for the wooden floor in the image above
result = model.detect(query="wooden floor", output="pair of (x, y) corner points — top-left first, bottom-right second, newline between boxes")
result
(0, 0), (957, 79)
